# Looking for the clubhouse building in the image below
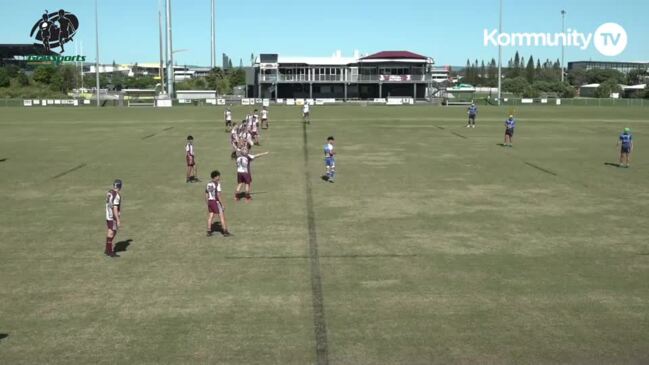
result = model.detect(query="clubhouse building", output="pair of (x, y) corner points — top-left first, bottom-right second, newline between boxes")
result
(249, 50), (449, 100)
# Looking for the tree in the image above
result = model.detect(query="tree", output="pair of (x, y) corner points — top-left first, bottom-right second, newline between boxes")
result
(513, 51), (520, 69)
(49, 72), (64, 92)
(125, 75), (156, 89)
(487, 58), (497, 83)
(562, 84), (577, 98)
(463, 59), (471, 84)
(33, 65), (57, 84)
(216, 77), (231, 95)
(586, 69), (625, 84)
(16, 71), (29, 86)
(58, 65), (77, 92)
(4, 64), (19, 78)
(525, 56), (535, 84)
(480, 60), (486, 83)
(510, 51), (521, 78)
(522, 85), (540, 98)
(626, 69), (647, 85)
(206, 67), (224, 90)
(502, 76), (529, 95)
(228, 68), (246, 87)
(594, 79), (621, 98)
(85, 73), (110, 88)
(567, 68), (589, 86)
(111, 72), (126, 90)
(0, 68), (10, 87)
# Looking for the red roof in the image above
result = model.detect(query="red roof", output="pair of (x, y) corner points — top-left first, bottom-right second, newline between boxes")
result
(361, 51), (427, 60)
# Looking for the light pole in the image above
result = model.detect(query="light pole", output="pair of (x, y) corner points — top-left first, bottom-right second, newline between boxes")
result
(211, 0), (215, 69)
(158, 0), (165, 94)
(95, 0), (100, 107)
(497, 0), (503, 106)
(561, 10), (566, 83)
(166, 0), (175, 98)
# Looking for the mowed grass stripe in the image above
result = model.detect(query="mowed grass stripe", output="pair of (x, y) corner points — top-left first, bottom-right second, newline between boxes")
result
(50, 163), (87, 179)
(524, 161), (559, 176)
(302, 122), (330, 365)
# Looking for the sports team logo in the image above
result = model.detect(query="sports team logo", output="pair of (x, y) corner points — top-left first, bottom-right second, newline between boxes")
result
(29, 9), (79, 54)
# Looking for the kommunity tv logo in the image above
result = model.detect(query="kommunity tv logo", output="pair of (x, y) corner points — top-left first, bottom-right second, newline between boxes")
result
(484, 22), (628, 56)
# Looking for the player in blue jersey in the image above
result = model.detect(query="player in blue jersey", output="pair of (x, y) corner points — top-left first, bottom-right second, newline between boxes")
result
(617, 127), (633, 168)
(503, 115), (516, 147)
(466, 103), (478, 128)
(323, 136), (336, 183)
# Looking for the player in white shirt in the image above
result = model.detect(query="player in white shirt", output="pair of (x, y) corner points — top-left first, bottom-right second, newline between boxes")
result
(302, 103), (311, 124)
(229, 122), (240, 159)
(104, 179), (123, 257)
(245, 113), (254, 131)
(250, 113), (261, 146)
(205, 170), (231, 237)
(261, 107), (269, 129)
(235, 148), (269, 201)
(239, 128), (254, 150)
(224, 107), (233, 132)
(185, 135), (198, 183)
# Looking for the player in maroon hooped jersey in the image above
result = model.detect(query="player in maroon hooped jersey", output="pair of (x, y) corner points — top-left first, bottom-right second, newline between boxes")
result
(206, 170), (231, 237)
(185, 135), (199, 183)
(235, 149), (269, 201)
(104, 179), (123, 257)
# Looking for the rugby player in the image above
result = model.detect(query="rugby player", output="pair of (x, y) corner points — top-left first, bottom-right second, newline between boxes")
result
(261, 106), (270, 129)
(324, 136), (336, 183)
(302, 102), (310, 124)
(104, 179), (123, 257)
(185, 135), (198, 182)
(504, 115), (516, 147)
(224, 107), (233, 132)
(235, 149), (269, 201)
(206, 170), (231, 237)
(467, 103), (477, 128)
(617, 127), (634, 168)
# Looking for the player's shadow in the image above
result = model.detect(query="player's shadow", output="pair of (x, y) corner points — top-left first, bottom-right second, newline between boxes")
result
(0, 158), (7, 162)
(321, 175), (330, 182)
(0, 333), (8, 342)
(114, 239), (132, 253)
(604, 162), (621, 167)
(210, 222), (224, 234)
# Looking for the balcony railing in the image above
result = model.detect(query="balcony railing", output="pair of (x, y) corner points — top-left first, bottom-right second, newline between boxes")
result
(260, 74), (436, 83)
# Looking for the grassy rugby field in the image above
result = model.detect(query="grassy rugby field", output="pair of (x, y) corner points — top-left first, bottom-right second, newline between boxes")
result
(0, 105), (648, 364)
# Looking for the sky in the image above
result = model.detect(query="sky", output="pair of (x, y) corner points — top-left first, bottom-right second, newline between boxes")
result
(1, 0), (648, 67)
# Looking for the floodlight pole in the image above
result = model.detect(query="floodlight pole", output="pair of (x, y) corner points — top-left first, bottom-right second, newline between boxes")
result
(561, 10), (566, 83)
(166, 0), (175, 98)
(80, 41), (84, 90)
(158, 0), (165, 94)
(95, 0), (100, 107)
(497, 0), (502, 106)
(210, 0), (215, 69)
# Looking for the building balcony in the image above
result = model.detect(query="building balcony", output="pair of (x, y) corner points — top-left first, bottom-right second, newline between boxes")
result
(259, 74), (436, 83)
